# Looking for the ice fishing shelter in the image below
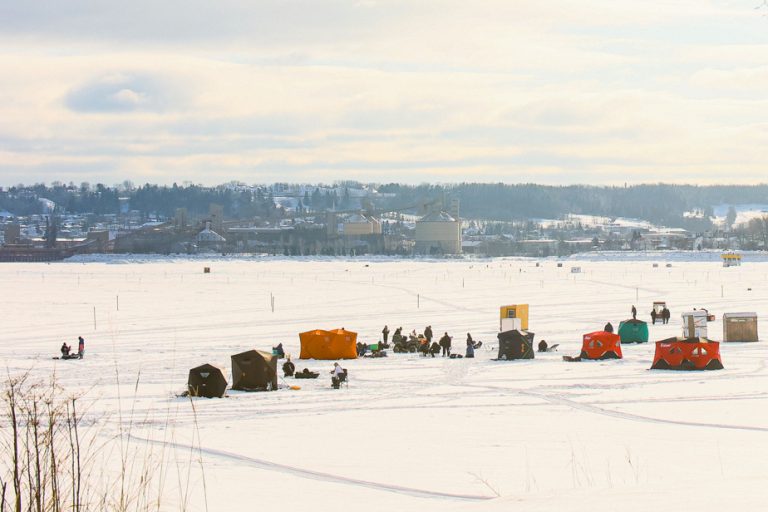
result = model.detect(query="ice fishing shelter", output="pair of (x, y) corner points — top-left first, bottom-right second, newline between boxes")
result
(496, 330), (535, 360)
(682, 310), (708, 338)
(500, 304), (529, 331)
(230, 350), (278, 391)
(651, 337), (723, 370)
(618, 319), (649, 344)
(723, 312), (759, 342)
(187, 363), (228, 398)
(299, 328), (358, 360)
(580, 331), (622, 360)
(721, 252), (741, 267)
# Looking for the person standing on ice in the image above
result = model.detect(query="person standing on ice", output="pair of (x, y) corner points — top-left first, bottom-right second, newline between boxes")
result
(465, 335), (475, 358)
(77, 336), (85, 359)
(439, 332), (452, 357)
(650, 309), (657, 325)
(631, 305), (637, 319)
(662, 306), (670, 324)
(424, 325), (433, 344)
(382, 325), (390, 344)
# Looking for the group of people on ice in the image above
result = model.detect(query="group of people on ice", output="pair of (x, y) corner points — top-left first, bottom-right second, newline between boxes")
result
(59, 336), (85, 360)
(650, 306), (671, 324)
(382, 324), (481, 358)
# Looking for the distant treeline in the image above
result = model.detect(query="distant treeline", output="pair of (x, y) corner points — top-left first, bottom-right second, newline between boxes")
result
(2, 182), (768, 228)
(377, 183), (768, 229)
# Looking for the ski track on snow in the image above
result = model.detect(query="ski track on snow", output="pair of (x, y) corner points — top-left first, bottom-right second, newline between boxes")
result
(520, 390), (768, 433)
(128, 434), (494, 502)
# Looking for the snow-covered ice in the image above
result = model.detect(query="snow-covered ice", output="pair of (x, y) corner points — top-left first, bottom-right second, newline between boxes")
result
(1, 255), (767, 511)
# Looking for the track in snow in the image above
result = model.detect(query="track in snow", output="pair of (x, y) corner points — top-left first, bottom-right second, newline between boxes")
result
(130, 435), (494, 502)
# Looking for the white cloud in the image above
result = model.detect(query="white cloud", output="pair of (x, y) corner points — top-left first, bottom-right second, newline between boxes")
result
(1, 0), (767, 185)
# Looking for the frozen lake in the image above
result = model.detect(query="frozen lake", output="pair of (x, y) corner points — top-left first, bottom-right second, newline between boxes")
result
(1, 255), (767, 511)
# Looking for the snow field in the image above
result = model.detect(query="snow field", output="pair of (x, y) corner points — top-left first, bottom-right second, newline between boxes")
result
(1, 257), (767, 511)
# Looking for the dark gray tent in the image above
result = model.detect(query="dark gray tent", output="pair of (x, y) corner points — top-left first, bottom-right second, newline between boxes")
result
(188, 363), (228, 398)
(231, 350), (278, 391)
(497, 330), (535, 360)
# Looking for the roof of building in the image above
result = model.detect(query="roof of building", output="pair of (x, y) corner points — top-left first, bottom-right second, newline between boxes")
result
(196, 227), (226, 242)
(418, 211), (456, 222)
(345, 213), (371, 224)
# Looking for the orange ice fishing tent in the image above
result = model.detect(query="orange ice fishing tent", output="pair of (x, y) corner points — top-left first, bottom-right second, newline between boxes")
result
(299, 329), (358, 360)
(651, 337), (723, 370)
(580, 331), (623, 360)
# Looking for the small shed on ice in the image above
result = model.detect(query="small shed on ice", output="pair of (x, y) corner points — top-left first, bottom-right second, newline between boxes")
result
(723, 312), (759, 342)
(682, 310), (708, 338)
(500, 304), (529, 331)
(721, 252), (742, 267)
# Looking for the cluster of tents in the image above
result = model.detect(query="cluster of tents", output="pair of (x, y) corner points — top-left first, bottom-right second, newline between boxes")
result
(188, 328), (358, 398)
(188, 349), (279, 398)
(560, 317), (723, 370)
(495, 316), (726, 371)
(189, 315), (754, 397)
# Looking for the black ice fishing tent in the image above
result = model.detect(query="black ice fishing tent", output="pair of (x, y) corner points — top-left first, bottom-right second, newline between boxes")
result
(231, 350), (278, 391)
(497, 330), (535, 360)
(187, 363), (228, 398)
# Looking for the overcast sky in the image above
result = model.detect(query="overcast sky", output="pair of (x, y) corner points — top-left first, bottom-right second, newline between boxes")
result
(1, 1), (767, 186)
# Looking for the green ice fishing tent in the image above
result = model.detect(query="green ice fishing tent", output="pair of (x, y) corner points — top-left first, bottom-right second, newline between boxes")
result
(618, 319), (649, 344)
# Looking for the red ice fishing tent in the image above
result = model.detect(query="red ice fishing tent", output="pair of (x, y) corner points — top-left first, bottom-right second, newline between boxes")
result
(650, 337), (724, 371)
(580, 331), (622, 360)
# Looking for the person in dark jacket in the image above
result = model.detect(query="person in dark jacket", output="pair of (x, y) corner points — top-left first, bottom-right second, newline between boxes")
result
(538, 340), (548, 352)
(77, 336), (85, 359)
(273, 343), (285, 358)
(283, 357), (296, 377)
(382, 325), (390, 343)
(439, 332), (452, 357)
(604, 322), (614, 333)
(465, 336), (475, 358)
(60, 342), (71, 357)
(631, 305), (637, 319)
(424, 325), (433, 343)
(650, 309), (657, 324)
(662, 307), (670, 324)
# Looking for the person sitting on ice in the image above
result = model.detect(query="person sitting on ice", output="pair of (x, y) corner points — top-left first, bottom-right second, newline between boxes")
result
(273, 343), (285, 358)
(538, 340), (548, 352)
(604, 322), (614, 333)
(330, 362), (346, 388)
(419, 336), (430, 356)
(60, 342), (71, 358)
(283, 356), (295, 377)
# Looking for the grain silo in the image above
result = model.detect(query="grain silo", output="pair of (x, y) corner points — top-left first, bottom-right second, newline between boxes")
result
(415, 210), (461, 255)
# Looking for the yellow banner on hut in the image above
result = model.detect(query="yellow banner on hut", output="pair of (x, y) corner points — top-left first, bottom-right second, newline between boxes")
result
(299, 328), (358, 360)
